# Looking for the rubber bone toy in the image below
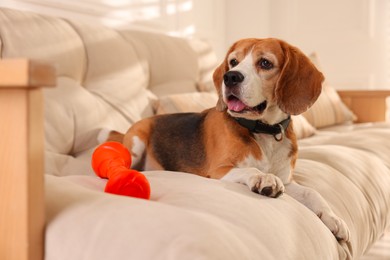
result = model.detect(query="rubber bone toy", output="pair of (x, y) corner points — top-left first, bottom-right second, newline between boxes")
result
(92, 141), (151, 199)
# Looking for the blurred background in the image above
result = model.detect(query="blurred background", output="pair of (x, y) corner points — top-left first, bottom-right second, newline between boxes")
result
(1, 0), (389, 90)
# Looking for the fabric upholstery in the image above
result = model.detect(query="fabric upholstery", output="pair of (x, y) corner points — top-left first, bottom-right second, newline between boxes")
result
(0, 8), (86, 81)
(304, 53), (356, 128)
(120, 30), (200, 96)
(44, 77), (132, 155)
(0, 7), (215, 155)
(154, 92), (218, 114)
(44, 123), (390, 259)
(69, 21), (154, 121)
(303, 84), (356, 128)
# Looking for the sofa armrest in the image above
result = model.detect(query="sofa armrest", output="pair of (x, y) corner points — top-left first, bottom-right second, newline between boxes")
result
(0, 59), (55, 260)
(337, 90), (390, 123)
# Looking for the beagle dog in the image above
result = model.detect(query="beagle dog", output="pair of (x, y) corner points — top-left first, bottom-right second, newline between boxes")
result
(108, 38), (350, 242)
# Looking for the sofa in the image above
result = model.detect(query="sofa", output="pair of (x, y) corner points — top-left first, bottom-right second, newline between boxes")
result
(1, 7), (390, 260)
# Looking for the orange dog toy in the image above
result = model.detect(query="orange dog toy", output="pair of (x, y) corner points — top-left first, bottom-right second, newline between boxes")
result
(92, 141), (151, 199)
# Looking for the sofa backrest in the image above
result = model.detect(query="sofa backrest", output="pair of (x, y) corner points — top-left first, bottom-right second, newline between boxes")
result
(0, 7), (217, 157)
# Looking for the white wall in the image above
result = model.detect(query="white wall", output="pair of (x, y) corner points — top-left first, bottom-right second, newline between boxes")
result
(1, 0), (389, 89)
(225, 0), (270, 49)
(226, 0), (390, 90)
(270, 0), (390, 90)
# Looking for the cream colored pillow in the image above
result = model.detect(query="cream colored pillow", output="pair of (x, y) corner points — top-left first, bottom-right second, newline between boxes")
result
(155, 92), (315, 139)
(291, 115), (316, 139)
(302, 84), (356, 128)
(155, 92), (218, 114)
(304, 53), (356, 128)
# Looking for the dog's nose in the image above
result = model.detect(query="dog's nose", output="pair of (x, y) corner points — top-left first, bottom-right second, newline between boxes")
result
(223, 71), (244, 87)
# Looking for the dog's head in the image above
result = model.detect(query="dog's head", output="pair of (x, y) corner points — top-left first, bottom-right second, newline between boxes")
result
(213, 38), (324, 123)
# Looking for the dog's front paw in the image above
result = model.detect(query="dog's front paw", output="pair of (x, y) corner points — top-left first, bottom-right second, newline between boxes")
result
(319, 211), (350, 242)
(248, 173), (285, 198)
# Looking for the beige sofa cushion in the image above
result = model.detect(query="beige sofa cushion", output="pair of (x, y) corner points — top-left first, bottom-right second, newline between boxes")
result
(69, 22), (154, 122)
(44, 77), (134, 155)
(155, 92), (218, 114)
(302, 84), (356, 128)
(0, 8), (156, 155)
(120, 30), (200, 96)
(0, 7), (217, 156)
(0, 8), (86, 81)
(304, 53), (356, 128)
(188, 38), (218, 93)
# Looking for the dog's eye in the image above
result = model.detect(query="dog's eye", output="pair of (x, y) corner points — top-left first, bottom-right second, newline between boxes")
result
(259, 58), (273, 70)
(229, 58), (239, 67)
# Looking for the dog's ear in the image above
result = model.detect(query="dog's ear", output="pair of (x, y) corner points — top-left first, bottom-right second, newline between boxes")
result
(213, 59), (229, 111)
(275, 40), (324, 115)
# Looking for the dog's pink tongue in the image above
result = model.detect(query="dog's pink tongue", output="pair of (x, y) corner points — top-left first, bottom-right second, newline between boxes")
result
(227, 99), (246, 112)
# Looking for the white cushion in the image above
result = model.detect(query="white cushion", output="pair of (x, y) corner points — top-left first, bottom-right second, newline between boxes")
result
(303, 84), (356, 128)
(0, 8), (215, 157)
(120, 30), (200, 96)
(44, 77), (132, 154)
(305, 53), (356, 128)
(69, 22), (155, 124)
(291, 115), (316, 139)
(0, 8), (86, 81)
(155, 92), (218, 114)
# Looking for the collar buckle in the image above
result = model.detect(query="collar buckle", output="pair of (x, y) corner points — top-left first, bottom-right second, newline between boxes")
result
(273, 124), (285, 142)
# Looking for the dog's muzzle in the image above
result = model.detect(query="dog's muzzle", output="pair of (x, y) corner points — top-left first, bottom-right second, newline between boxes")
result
(223, 70), (267, 114)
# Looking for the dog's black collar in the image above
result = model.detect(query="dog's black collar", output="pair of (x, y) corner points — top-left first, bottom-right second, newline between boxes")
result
(235, 116), (291, 141)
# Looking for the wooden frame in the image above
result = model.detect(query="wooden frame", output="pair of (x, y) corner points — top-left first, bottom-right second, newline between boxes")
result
(338, 90), (390, 123)
(0, 59), (55, 260)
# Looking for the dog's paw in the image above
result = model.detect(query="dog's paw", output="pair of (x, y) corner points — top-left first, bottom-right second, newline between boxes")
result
(247, 173), (284, 198)
(319, 211), (350, 242)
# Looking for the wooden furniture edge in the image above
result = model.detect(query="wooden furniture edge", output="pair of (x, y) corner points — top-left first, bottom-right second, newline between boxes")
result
(0, 59), (56, 87)
(337, 90), (390, 123)
(0, 59), (56, 260)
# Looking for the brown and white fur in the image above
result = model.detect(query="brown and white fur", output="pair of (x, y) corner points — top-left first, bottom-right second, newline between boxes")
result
(107, 38), (350, 241)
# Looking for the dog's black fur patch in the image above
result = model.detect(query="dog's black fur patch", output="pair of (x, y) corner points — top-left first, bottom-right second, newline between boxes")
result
(151, 113), (207, 173)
